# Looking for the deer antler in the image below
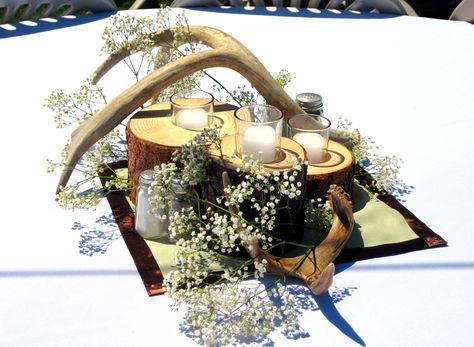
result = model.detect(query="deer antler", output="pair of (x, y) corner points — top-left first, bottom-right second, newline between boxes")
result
(57, 26), (304, 193)
(223, 172), (354, 295)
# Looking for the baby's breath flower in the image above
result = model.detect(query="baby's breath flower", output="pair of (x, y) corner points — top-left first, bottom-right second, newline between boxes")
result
(148, 162), (178, 217)
(167, 282), (299, 346)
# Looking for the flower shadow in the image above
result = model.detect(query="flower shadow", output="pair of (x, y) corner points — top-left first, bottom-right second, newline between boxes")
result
(177, 277), (360, 346)
(73, 214), (122, 256)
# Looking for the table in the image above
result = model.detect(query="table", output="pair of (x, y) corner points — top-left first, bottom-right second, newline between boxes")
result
(1, 7), (473, 346)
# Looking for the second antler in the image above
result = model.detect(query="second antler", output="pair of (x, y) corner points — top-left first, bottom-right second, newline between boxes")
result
(222, 172), (354, 295)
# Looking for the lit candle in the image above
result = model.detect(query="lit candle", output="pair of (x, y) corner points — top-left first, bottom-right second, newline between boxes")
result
(176, 108), (209, 130)
(293, 132), (325, 164)
(241, 125), (276, 163)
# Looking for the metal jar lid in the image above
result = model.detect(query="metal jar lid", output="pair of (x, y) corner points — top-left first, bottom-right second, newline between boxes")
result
(139, 169), (154, 186)
(295, 92), (323, 111)
(171, 176), (190, 195)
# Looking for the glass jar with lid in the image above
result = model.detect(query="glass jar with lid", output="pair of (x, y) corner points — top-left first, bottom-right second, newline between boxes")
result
(295, 92), (324, 117)
(169, 176), (198, 214)
(167, 175), (199, 241)
(134, 169), (168, 240)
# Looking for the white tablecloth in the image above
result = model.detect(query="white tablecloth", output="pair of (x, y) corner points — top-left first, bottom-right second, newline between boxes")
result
(1, 7), (473, 346)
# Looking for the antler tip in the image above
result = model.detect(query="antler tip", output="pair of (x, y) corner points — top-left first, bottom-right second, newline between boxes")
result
(328, 185), (352, 206)
(309, 263), (335, 295)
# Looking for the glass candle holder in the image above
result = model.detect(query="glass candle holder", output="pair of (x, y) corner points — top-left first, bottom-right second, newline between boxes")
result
(288, 114), (331, 165)
(170, 90), (214, 130)
(234, 104), (283, 163)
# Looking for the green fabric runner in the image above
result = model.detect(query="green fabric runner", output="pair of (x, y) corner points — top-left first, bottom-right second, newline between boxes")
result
(144, 239), (178, 277)
(348, 184), (418, 248)
(144, 183), (418, 278)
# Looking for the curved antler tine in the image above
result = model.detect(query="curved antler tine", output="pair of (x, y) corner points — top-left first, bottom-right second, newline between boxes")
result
(92, 26), (231, 85)
(92, 30), (176, 84)
(328, 184), (354, 232)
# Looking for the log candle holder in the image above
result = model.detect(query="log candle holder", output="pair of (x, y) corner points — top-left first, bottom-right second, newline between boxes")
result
(306, 140), (355, 201)
(126, 101), (236, 202)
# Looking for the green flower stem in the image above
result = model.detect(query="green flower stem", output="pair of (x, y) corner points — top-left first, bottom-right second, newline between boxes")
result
(198, 197), (316, 252)
(203, 258), (255, 287)
(160, 31), (245, 107)
(199, 198), (231, 215)
(210, 139), (227, 168)
(201, 199), (315, 249)
(202, 70), (243, 106)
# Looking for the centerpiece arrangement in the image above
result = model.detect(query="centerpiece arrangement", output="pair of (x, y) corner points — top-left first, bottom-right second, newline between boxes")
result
(45, 9), (443, 346)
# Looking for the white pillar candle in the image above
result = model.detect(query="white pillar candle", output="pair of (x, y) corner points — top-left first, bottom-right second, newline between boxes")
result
(241, 125), (276, 163)
(176, 108), (209, 130)
(293, 132), (325, 164)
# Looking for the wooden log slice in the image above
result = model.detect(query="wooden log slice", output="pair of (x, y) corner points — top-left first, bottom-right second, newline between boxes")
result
(208, 135), (308, 255)
(306, 140), (355, 202)
(127, 101), (236, 202)
(208, 135), (306, 173)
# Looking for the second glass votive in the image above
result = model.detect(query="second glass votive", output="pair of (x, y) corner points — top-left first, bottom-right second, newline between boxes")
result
(288, 114), (331, 165)
(171, 90), (214, 131)
(234, 104), (283, 163)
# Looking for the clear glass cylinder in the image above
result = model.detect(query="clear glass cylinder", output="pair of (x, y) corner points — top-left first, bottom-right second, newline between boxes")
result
(170, 90), (214, 130)
(288, 114), (331, 165)
(234, 104), (283, 163)
(135, 169), (168, 240)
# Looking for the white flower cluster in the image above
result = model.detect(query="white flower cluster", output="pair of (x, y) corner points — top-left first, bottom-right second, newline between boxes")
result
(164, 155), (308, 345)
(363, 153), (410, 196)
(166, 209), (214, 289)
(148, 162), (178, 217)
(101, 14), (158, 56)
(46, 77), (127, 205)
(55, 161), (129, 211)
(253, 258), (268, 279)
(56, 181), (101, 210)
(52, 129), (127, 210)
(167, 281), (300, 346)
(148, 126), (221, 219)
(335, 117), (411, 196)
(227, 156), (303, 242)
(270, 282), (300, 333)
(45, 76), (108, 129)
(101, 9), (204, 92)
(172, 137), (211, 186)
